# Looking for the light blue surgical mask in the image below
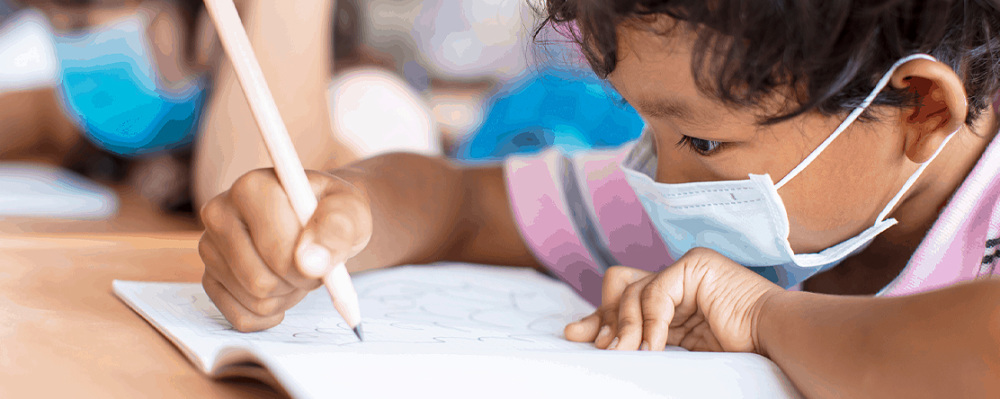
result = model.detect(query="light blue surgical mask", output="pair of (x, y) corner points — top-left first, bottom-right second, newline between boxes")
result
(53, 14), (206, 158)
(622, 54), (958, 288)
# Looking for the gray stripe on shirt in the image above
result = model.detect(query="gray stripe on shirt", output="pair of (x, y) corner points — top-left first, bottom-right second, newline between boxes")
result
(558, 154), (621, 273)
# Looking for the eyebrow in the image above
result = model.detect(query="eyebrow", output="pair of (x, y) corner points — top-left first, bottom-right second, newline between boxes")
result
(631, 98), (707, 122)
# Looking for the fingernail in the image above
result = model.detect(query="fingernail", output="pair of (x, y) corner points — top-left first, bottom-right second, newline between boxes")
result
(596, 325), (611, 341)
(298, 242), (331, 277)
(607, 337), (619, 350)
(640, 341), (650, 351)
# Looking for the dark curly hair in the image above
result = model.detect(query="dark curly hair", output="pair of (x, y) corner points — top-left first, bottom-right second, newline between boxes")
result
(537, 0), (1000, 126)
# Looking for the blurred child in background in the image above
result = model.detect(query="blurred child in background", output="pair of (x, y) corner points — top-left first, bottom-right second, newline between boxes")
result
(0, 0), (379, 214)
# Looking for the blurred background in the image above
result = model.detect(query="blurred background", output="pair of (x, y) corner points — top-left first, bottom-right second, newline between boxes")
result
(0, 0), (643, 231)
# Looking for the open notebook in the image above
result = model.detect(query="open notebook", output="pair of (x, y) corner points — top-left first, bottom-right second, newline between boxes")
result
(114, 264), (801, 398)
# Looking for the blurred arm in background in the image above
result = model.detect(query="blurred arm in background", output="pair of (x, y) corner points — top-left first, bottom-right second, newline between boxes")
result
(192, 0), (356, 209)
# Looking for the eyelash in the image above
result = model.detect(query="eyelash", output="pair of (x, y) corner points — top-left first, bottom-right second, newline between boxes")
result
(676, 135), (726, 156)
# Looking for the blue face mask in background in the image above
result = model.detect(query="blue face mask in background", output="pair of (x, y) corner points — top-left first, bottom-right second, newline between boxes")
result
(53, 14), (206, 158)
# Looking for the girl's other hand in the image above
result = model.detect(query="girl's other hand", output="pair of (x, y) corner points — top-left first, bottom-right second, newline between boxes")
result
(565, 248), (784, 353)
(198, 168), (372, 332)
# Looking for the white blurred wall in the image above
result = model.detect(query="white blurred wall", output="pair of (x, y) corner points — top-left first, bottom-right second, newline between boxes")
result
(363, 0), (542, 82)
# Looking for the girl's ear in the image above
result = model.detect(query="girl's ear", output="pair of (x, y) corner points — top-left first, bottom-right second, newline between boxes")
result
(889, 59), (968, 163)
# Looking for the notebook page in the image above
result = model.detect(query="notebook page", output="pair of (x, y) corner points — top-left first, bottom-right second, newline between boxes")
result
(114, 263), (801, 398)
(255, 344), (800, 399)
(113, 264), (600, 367)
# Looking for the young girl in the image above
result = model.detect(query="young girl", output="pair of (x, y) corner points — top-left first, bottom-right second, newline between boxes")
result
(197, 0), (1000, 396)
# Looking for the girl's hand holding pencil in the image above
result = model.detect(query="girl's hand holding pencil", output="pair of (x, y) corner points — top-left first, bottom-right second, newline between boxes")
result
(199, 169), (372, 332)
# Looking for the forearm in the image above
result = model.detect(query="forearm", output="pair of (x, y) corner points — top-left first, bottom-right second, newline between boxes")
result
(759, 279), (1000, 398)
(335, 153), (539, 272)
(193, 0), (353, 208)
(0, 89), (80, 162)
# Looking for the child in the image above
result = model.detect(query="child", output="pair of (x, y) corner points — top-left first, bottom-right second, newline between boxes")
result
(197, 0), (1000, 397)
(0, 0), (358, 212)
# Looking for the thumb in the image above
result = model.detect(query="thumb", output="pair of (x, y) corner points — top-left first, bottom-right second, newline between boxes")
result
(293, 186), (372, 279)
(295, 229), (335, 278)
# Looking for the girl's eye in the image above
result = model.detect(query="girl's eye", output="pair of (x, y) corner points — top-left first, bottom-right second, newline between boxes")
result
(676, 135), (725, 156)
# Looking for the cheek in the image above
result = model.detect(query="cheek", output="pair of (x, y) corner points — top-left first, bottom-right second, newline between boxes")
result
(779, 131), (906, 253)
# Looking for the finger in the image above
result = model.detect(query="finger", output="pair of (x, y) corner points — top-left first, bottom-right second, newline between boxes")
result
(200, 235), (278, 314)
(597, 266), (649, 349)
(601, 266), (648, 306)
(596, 266), (640, 346)
(640, 263), (691, 350)
(203, 273), (284, 332)
(614, 277), (654, 350)
(202, 239), (309, 317)
(230, 169), (314, 289)
(201, 235), (315, 318)
(254, 288), (309, 319)
(594, 305), (618, 349)
(640, 273), (677, 351)
(203, 196), (297, 297)
(564, 312), (601, 342)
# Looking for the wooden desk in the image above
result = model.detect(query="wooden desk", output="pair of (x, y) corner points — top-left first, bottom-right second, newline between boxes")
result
(0, 184), (201, 235)
(0, 232), (281, 398)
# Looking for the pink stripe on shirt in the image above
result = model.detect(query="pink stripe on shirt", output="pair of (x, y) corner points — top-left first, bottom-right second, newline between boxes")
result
(506, 151), (605, 305)
(578, 150), (674, 272)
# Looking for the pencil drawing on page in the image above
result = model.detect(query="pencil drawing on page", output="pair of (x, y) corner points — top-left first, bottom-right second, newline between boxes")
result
(157, 265), (596, 350)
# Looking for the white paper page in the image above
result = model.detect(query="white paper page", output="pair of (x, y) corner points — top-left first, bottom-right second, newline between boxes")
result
(115, 263), (801, 398)
(115, 264), (598, 355)
(258, 346), (801, 399)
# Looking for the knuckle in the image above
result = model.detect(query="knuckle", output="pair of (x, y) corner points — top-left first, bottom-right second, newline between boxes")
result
(640, 282), (665, 301)
(197, 235), (213, 261)
(246, 271), (281, 299)
(230, 315), (261, 333)
(247, 296), (283, 317)
(643, 316), (668, 328)
(622, 282), (641, 297)
(321, 211), (356, 239)
(606, 266), (629, 280)
(201, 270), (214, 290)
(232, 169), (276, 199)
(601, 308), (618, 323)
(617, 315), (641, 332)
(686, 247), (719, 259)
(199, 197), (229, 229)
(618, 318), (640, 332)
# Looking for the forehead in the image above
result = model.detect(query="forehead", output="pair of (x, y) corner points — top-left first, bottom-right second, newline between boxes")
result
(605, 25), (730, 122)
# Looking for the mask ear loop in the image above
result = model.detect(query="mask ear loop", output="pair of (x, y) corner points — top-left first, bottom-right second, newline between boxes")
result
(875, 128), (959, 222)
(774, 54), (938, 190)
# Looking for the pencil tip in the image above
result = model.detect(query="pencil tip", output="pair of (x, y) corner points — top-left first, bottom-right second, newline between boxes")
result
(353, 324), (364, 341)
